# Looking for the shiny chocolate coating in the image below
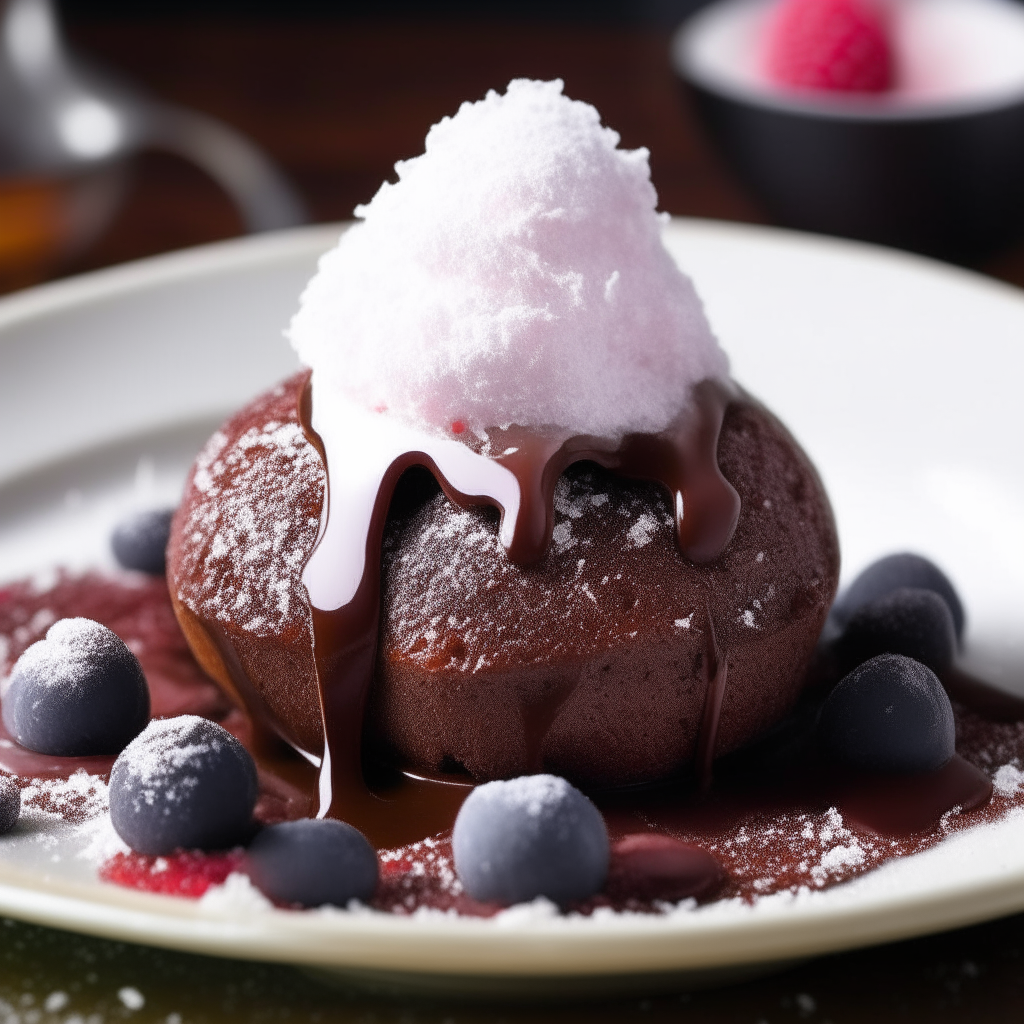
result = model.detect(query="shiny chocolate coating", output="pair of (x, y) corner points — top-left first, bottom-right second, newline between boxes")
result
(372, 398), (839, 787)
(169, 372), (839, 792)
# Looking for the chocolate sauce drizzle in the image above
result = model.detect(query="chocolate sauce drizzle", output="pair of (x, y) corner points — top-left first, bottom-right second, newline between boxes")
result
(695, 602), (728, 795)
(298, 377), (740, 841)
(291, 376), (1017, 851)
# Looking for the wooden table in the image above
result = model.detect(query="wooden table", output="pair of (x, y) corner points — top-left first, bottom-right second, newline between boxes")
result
(2, 15), (1023, 1022)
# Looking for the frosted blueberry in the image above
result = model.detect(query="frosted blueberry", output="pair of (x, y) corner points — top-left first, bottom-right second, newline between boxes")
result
(246, 818), (378, 907)
(111, 508), (175, 575)
(832, 554), (965, 643)
(0, 776), (20, 835)
(835, 587), (956, 676)
(109, 716), (258, 855)
(452, 774), (609, 905)
(819, 654), (955, 774)
(2, 618), (149, 756)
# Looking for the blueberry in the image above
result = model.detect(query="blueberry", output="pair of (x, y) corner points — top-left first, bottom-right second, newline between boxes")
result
(109, 716), (258, 855)
(246, 819), (378, 907)
(111, 508), (175, 575)
(452, 774), (609, 905)
(0, 776), (20, 835)
(2, 618), (150, 756)
(834, 588), (956, 676)
(832, 553), (965, 643)
(819, 654), (955, 774)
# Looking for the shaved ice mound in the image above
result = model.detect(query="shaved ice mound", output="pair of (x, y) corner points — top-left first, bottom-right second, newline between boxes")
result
(288, 78), (728, 439)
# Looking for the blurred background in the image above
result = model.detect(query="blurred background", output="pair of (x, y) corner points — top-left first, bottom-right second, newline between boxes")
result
(0, 0), (1016, 297)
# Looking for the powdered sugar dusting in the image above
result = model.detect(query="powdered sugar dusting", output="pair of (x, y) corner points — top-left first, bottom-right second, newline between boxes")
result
(381, 465), (694, 673)
(172, 381), (324, 635)
(474, 774), (573, 817)
(4, 770), (129, 876)
(6, 617), (128, 696)
(704, 807), (888, 895)
(199, 871), (274, 913)
(114, 716), (231, 796)
(5, 566), (1024, 922)
(994, 763), (1024, 796)
(289, 78), (727, 439)
(20, 769), (109, 824)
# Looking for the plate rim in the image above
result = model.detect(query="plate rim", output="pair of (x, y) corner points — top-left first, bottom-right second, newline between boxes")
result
(2, 220), (1024, 981)
(2, 217), (1022, 333)
(2, 841), (1024, 977)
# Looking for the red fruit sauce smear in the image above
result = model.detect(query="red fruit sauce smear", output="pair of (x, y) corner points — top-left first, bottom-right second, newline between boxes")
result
(764, 0), (895, 94)
(101, 850), (247, 900)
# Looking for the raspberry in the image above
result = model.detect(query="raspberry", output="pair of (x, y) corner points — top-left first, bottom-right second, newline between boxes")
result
(764, 0), (895, 93)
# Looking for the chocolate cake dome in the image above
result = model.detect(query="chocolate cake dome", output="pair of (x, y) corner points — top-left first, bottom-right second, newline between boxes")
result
(168, 371), (839, 790)
(166, 79), (839, 812)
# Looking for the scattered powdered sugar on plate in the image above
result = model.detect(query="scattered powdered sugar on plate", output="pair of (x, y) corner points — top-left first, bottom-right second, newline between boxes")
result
(199, 871), (273, 913)
(993, 763), (1024, 796)
(1, 771), (127, 882)
(20, 769), (109, 824)
(5, 554), (1024, 925)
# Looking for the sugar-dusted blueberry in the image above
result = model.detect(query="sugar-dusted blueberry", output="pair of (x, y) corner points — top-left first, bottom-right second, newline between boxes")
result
(246, 819), (378, 907)
(0, 776), (20, 835)
(819, 654), (955, 774)
(834, 587), (956, 676)
(2, 618), (150, 756)
(452, 774), (609, 905)
(109, 716), (258, 856)
(111, 508), (175, 575)
(832, 553), (965, 643)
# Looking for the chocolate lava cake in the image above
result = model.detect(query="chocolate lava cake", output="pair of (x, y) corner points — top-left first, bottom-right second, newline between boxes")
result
(167, 371), (839, 789)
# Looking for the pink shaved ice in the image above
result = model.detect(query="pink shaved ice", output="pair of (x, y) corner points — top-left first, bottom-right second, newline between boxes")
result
(288, 78), (727, 440)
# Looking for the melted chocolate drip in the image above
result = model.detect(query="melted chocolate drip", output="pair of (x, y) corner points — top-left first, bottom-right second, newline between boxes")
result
(695, 602), (728, 794)
(295, 376), (1023, 848)
(520, 673), (580, 774)
(299, 378), (740, 839)
(467, 380), (742, 566)
(837, 755), (992, 837)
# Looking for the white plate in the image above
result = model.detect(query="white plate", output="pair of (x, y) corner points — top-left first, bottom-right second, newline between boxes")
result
(1, 221), (1023, 996)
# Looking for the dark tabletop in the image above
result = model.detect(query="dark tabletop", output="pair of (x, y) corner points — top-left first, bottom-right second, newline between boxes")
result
(3, 13), (1024, 1022)
(57, 16), (1024, 288)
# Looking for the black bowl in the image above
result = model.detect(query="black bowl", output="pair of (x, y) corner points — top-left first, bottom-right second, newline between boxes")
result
(672, 0), (1024, 261)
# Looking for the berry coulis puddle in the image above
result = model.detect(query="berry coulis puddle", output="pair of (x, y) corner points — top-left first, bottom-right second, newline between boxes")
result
(101, 849), (247, 900)
(2, 570), (1024, 916)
